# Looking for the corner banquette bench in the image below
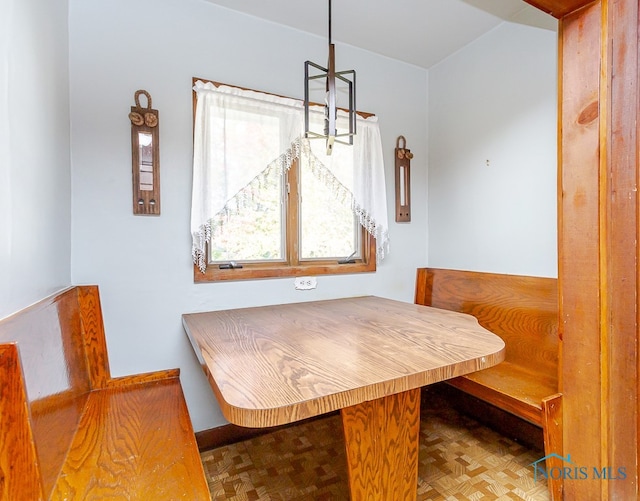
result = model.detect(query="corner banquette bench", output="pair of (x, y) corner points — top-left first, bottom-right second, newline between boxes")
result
(415, 267), (562, 500)
(0, 286), (210, 500)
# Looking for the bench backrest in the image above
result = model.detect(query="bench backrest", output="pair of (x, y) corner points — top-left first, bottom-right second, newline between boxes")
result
(415, 268), (558, 378)
(0, 286), (111, 499)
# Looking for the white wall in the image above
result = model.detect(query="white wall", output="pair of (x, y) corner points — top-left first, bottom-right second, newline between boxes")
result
(428, 21), (557, 277)
(0, 0), (71, 319)
(69, 0), (428, 431)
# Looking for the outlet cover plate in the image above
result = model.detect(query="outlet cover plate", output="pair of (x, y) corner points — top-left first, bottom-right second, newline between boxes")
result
(294, 277), (317, 290)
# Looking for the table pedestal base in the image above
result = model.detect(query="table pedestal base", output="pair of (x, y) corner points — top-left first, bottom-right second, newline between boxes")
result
(341, 388), (421, 501)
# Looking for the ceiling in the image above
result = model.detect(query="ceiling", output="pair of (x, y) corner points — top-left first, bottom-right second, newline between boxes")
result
(203, 0), (557, 69)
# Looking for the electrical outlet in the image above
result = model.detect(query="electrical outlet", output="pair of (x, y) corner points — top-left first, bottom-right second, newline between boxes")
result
(294, 276), (317, 290)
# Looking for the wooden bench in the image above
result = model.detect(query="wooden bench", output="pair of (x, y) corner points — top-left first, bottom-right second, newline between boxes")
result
(0, 286), (211, 500)
(415, 267), (562, 500)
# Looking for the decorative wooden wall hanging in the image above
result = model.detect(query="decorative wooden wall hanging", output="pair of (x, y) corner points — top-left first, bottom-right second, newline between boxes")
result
(129, 90), (160, 215)
(394, 136), (412, 222)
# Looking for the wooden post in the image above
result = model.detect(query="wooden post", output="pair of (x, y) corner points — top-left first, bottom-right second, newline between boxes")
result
(557, 0), (638, 498)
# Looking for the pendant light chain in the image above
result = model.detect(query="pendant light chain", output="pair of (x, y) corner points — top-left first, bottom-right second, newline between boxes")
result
(328, 0), (332, 45)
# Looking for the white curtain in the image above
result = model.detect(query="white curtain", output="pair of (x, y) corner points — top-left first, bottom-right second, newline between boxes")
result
(191, 80), (389, 272)
(304, 110), (389, 261)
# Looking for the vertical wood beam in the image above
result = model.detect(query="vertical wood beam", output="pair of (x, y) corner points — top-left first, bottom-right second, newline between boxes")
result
(559, 5), (603, 496)
(559, 0), (638, 498)
(602, 1), (638, 498)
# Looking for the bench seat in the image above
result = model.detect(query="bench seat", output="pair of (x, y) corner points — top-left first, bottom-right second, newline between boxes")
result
(0, 286), (211, 500)
(446, 360), (556, 426)
(53, 377), (205, 499)
(415, 267), (562, 500)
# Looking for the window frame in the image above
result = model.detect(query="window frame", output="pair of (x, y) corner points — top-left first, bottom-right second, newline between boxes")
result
(192, 77), (376, 282)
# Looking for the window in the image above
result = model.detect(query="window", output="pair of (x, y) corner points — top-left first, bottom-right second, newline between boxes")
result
(191, 79), (388, 282)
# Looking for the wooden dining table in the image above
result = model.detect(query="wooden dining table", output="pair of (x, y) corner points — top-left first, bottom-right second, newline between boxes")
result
(183, 295), (505, 500)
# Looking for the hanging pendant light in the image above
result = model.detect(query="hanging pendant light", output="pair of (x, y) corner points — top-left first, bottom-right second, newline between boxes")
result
(304, 0), (356, 155)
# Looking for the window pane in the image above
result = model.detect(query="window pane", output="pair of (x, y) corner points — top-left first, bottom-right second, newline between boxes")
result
(209, 169), (285, 262)
(299, 159), (358, 260)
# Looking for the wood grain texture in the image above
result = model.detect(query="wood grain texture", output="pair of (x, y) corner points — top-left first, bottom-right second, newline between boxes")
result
(341, 388), (420, 501)
(541, 393), (563, 501)
(559, 4), (606, 498)
(77, 285), (111, 389)
(416, 268), (558, 376)
(52, 378), (209, 501)
(599, 1), (639, 499)
(445, 363), (550, 426)
(415, 267), (558, 396)
(0, 286), (210, 501)
(0, 343), (44, 501)
(0, 287), (91, 496)
(201, 386), (551, 500)
(559, 1), (640, 498)
(29, 392), (90, 497)
(416, 268), (560, 499)
(183, 296), (505, 428)
(106, 368), (180, 388)
(522, 0), (594, 18)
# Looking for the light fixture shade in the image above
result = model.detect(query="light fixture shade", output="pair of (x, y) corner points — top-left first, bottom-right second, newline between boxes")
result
(304, 1), (356, 155)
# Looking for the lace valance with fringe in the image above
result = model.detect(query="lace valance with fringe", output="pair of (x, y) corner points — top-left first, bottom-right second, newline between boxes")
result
(191, 81), (389, 273)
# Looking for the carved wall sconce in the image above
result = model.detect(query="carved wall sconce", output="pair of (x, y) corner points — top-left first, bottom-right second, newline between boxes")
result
(395, 135), (412, 222)
(129, 90), (160, 215)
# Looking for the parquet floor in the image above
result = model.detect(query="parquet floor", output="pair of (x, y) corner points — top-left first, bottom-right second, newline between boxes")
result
(200, 388), (550, 500)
